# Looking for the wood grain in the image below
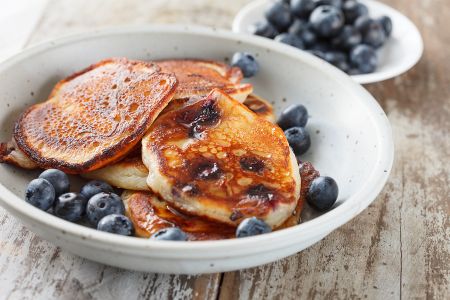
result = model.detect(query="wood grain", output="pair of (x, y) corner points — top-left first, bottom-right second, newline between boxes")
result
(0, 0), (449, 299)
(219, 0), (450, 299)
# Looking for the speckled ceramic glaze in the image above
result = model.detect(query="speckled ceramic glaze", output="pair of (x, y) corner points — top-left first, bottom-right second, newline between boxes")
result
(0, 25), (393, 274)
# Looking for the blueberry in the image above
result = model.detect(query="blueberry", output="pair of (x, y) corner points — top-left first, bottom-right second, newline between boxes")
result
(298, 24), (317, 47)
(378, 15), (393, 37)
(25, 178), (55, 211)
(342, 0), (368, 24)
(323, 51), (350, 72)
(80, 180), (114, 202)
(288, 19), (306, 35)
(335, 59), (351, 73)
(265, 1), (293, 31)
(38, 169), (70, 196)
(231, 52), (259, 78)
(290, 0), (317, 18)
(249, 20), (279, 39)
(54, 192), (85, 222)
(350, 44), (377, 73)
(150, 227), (188, 241)
(362, 20), (386, 48)
(310, 5), (344, 37)
(331, 25), (362, 49)
(307, 176), (338, 211)
(307, 49), (326, 60)
(86, 192), (124, 226)
(354, 15), (372, 33)
(348, 68), (361, 75)
(314, 0), (342, 8)
(284, 127), (311, 155)
(236, 217), (272, 238)
(309, 41), (331, 52)
(278, 104), (309, 129)
(97, 214), (134, 236)
(324, 51), (347, 65)
(274, 33), (305, 49)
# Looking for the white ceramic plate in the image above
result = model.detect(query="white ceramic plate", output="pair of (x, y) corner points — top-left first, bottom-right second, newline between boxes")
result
(0, 25), (393, 274)
(232, 0), (423, 84)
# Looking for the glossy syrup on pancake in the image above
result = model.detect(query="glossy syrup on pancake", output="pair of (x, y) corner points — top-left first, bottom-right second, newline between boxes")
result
(142, 89), (300, 228)
(156, 59), (253, 102)
(13, 58), (178, 173)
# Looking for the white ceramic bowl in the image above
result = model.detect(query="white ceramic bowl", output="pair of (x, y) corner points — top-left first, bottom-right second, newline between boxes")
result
(232, 0), (423, 84)
(0, 25), (394, 274)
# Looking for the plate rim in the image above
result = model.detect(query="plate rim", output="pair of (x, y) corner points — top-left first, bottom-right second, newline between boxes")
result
(0, 24), (394, 258)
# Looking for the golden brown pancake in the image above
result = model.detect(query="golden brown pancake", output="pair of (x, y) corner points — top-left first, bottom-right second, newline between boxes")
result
(277, 162), (319, 229)
(80, 93), (276, 190)
(123, 163), (318, 239)
(13, 58), (177, 174)
(142, 89), (300, 228)
(82, 147), (149, 190)
(122, 190), (235, 240)
(0, 139), (38, 169)
(243, 94), (276, 123)
(156, 59), (253, 102)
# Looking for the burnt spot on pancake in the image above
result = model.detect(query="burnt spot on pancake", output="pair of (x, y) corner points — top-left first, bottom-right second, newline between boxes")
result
(240, 156), (265, 173)
(191, 158), (222, 180)
(246, 184), (275, 202)
(176, 98), (221, 138)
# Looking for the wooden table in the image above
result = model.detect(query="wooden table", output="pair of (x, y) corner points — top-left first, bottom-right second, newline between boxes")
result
(1, 0), (448, 299)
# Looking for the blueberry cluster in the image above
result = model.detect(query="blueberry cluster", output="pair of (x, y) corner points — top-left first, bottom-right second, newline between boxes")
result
(25, 170), (134, 236)
(250, 0), (392, 74)
(278, 104), (339, 211)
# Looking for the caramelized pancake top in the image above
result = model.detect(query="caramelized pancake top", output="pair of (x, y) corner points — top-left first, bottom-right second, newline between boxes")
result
(156, 59), (253, 102)
(123, 190), (235, 240)
(14, 58), (177, 173)
(142, 89), (300, 228)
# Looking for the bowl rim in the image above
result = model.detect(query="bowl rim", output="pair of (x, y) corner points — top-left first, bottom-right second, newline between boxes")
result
(232, 0), (424, 84)
(0, 24), (394, 258)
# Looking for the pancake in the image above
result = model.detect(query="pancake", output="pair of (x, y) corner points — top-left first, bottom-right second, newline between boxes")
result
(12, 58), (177, 174)
(82, 148), (149, 190)
(0, 139), (38, 169)
(277, 162), (319, 229)
(123, 163), (317, 239)
(122, 190), (235, 240)
(156, 59), (253, 102)
(81, 93), (276, 190)
(142, 89), (301, 228)
(243, 94), (276, 122)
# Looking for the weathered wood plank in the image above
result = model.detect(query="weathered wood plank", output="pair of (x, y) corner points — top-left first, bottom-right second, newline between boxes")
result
(27, 0), (252, 45)
(0, 208), (222, 300)
(218, 0), (450, 299)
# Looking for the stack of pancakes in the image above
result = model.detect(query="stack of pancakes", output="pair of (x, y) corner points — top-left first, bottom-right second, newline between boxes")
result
(0, 57), (306, 240)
